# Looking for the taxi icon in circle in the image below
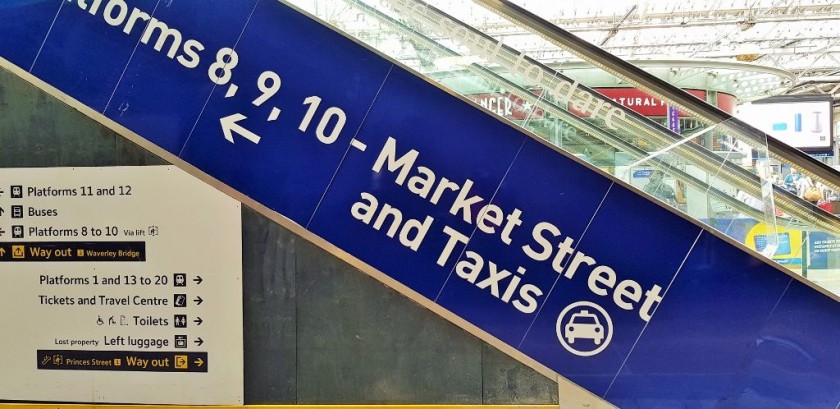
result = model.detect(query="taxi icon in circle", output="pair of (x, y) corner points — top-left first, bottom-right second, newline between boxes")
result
(556, 301), (613, 357)
(564, 310), (604, 345)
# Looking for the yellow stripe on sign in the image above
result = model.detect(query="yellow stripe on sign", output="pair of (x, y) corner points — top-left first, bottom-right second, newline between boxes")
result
(0, 403), (558, 409)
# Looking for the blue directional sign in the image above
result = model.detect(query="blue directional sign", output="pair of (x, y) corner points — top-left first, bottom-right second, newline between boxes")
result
(3, 0), (840, 406)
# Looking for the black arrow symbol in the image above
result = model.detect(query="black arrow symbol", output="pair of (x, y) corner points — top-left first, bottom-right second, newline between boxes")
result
(193, 276), (203, 285)
(194, 337), (204, 346)
(193, 317), (203, 326)
(0, 228), (5, 237)
(193, 296), (203, 306)
(0, 207), (4, 216)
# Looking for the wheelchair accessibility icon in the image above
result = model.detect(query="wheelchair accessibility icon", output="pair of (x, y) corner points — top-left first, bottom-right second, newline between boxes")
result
(556, 301), (613, 357)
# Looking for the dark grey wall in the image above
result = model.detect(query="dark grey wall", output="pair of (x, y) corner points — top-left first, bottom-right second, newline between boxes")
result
(0, 67), (557, 405)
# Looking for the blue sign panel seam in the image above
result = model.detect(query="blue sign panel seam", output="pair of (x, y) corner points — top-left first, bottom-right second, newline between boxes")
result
(305, 63), (398, 230)
(432, 138), (528, 302)
(602, 228), (705, 397)
(101, 0), (167, 114)
(177, 0), (263, 157)
(725, 278), (840, 405)
(35, 0), (165, 96)
(512, 182), (705, 395)
(515, 180), (617, 348)
(30, 0), (170, 113)
(726, 276), (794, 376)
(26, 0), (67, 73)
(706, 277), (796, 403)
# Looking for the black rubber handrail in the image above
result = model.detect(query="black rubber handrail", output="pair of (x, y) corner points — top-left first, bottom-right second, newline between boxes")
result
(329, 0), (838, 232)
(474, 0), (840, 191)
(367, 0), (840, 232)
(345, 0), (784, 224)
(332, 0), (840, 232)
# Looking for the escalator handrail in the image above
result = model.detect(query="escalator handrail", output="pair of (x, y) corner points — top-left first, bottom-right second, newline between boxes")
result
(366, 0), (840, 232)
(388, 0), (767, 191)
(473, 0), (840, 190)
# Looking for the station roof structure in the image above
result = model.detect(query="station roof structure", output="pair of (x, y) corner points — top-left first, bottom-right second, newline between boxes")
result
(305, 0), (838, 106)
(488, 0), (840, 104)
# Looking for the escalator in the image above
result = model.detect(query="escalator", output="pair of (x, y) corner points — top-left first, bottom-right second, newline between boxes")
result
(313, 0), (840, 287)
(304, 0), (840, 247)
(2, 0), (840, 407)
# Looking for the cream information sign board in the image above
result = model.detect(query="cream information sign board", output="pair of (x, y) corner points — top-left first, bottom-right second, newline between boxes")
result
(0, 166), (242, 405)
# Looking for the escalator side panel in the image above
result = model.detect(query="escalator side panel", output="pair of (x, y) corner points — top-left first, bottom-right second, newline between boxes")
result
(30, 0), (160, 111)
(102, 0), (261, 153)
(435, 139), (614, 348)
(606, 231), (794, 406)
(1, 0), (839, 407)
(516, 183), (704, 395)
(306, 66), (528, 299)
(734, 278), (840, 406)
(175, 0), (395, 224)
(0, 0), (62, 70)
